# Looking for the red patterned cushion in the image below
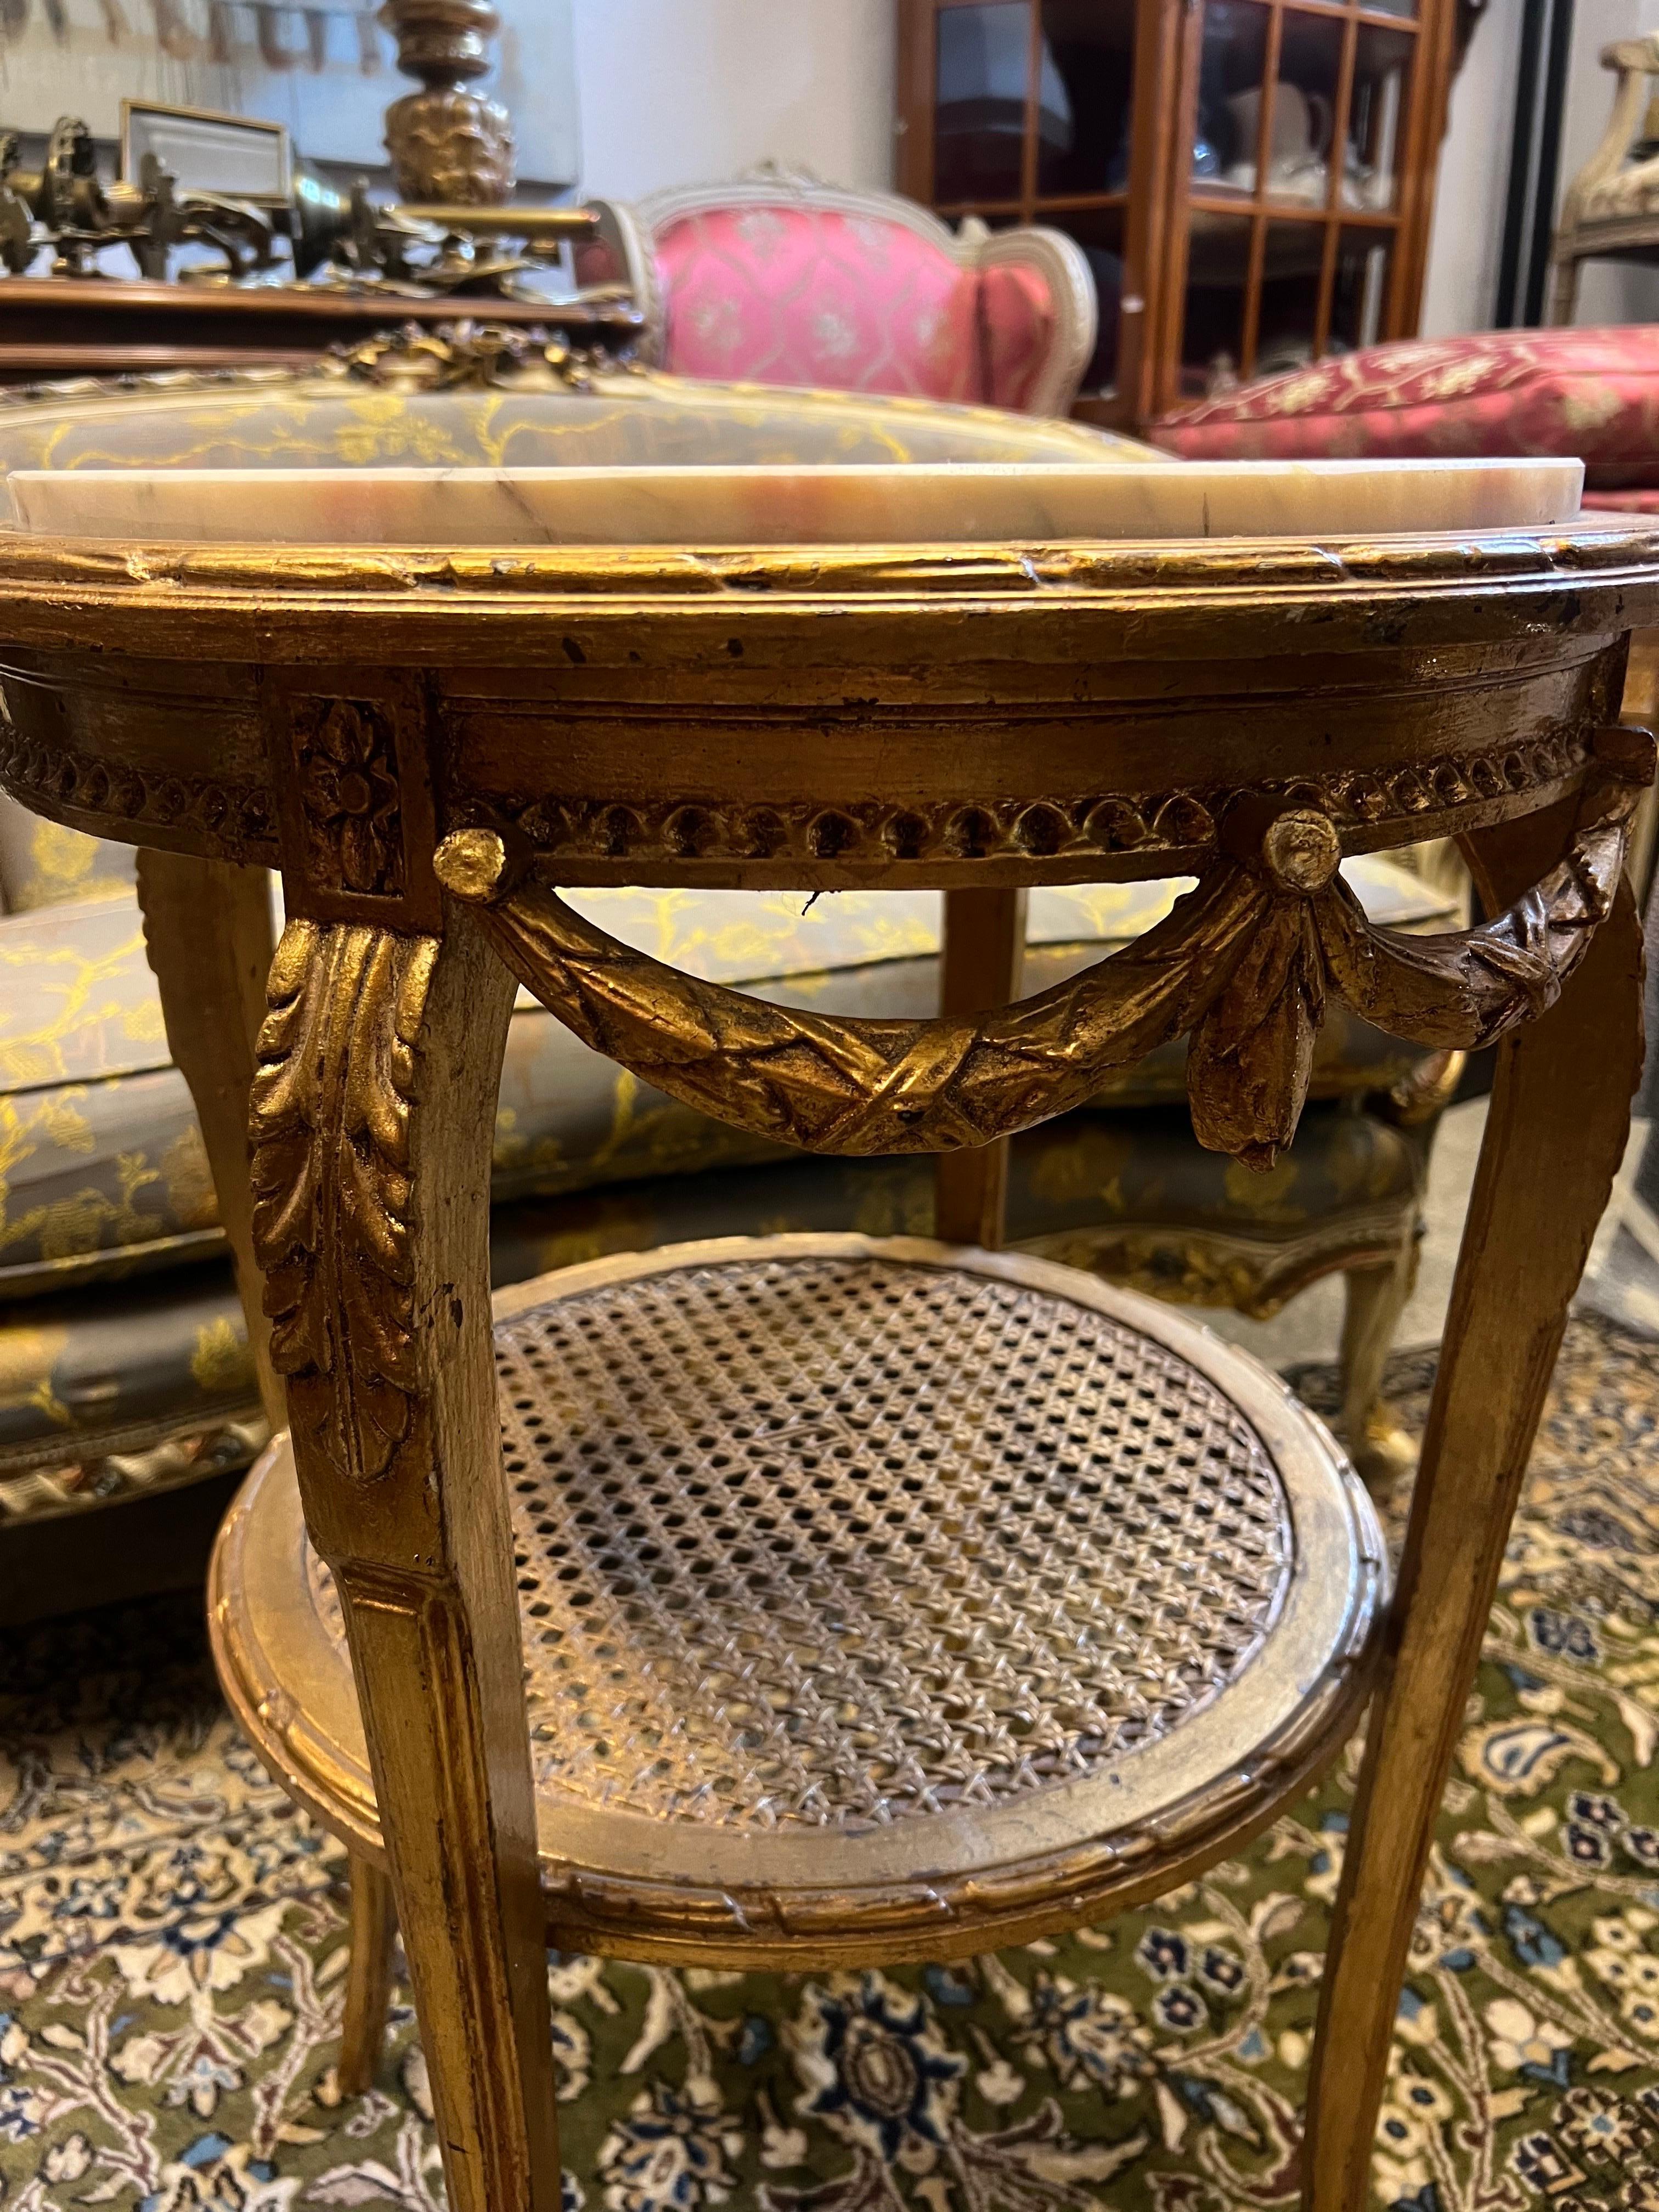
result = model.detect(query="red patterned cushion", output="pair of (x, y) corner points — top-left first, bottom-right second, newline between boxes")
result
(654, 205), (983, 405)
(1147, 328), (1659, 489)
(1582, 487), (1659, 513)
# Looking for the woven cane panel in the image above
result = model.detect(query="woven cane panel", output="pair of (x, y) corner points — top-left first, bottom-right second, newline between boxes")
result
(307, 1256), (1294, 1832)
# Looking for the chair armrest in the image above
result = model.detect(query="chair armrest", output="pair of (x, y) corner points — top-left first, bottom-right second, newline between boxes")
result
(970, 223), (1098, 417)
(1559, 34), (1659, 229)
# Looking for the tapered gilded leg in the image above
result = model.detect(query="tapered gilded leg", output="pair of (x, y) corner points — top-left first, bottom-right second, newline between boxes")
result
(251, 907), (560, 2212)
(1339, 1243), (1418, 1494)
(338, 1857), (398, 2096)
(933, 888), (1027, 1248)
(136, 851), (282, 1426)
(1303, 811), (1646, 2212)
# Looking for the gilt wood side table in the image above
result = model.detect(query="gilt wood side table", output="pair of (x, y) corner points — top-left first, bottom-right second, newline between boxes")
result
(0, 344), (1654, 2212)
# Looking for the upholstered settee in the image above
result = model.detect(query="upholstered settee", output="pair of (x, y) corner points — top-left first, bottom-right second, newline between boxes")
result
(579, 168), (1100, 417)
(0, 789), (1461, 1619)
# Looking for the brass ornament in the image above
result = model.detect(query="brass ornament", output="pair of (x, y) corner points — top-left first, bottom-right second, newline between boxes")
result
(250, 919), (436, 1486)
(325, 320), (638, 393)
(379, 0), (515, 205)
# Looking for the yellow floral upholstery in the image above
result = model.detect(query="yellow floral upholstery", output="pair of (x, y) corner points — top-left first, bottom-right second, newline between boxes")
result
(0, 795), (135, 913)
(0, 1098), (1421, 1526)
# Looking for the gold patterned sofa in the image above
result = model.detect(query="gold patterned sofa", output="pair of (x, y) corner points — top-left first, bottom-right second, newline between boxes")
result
(0, 783), (1462, 1618)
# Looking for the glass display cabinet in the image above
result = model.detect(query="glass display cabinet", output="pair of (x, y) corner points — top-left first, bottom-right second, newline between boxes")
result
(896, 0), (1460, 427)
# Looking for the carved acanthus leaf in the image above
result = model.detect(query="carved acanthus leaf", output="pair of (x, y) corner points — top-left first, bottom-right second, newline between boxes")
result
(250, 919), (435, 1486)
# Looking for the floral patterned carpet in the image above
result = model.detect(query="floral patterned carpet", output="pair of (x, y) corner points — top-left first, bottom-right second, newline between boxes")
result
(2, 1313), (1658, 2212)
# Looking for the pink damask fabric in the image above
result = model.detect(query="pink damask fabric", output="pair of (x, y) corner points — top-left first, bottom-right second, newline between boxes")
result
(1146, 327), (1659, 488)
(653, 205), (986, 404)
(978, 260), (1058, 414)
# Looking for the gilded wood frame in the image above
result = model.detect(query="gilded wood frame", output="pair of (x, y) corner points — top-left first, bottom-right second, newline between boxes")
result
(1, 363), (1656, 2207)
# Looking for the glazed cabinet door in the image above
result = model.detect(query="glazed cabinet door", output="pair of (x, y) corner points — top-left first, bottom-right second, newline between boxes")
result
(895, 0), (1173, 426)
(1151, 0), (1455, 411)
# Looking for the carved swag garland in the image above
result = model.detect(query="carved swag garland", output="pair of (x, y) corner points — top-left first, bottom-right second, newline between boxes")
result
(248, 731), (1648, 1488)
(432, 736), (1650, 1171)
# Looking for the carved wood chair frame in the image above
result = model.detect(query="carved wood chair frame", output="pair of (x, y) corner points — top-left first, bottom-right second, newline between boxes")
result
(1548, 32), (1659, 325)
(0, 416), (1655, 2212)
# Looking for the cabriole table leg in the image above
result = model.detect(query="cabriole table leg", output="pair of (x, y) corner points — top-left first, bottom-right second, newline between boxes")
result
(1302, 806), (1646, 2211)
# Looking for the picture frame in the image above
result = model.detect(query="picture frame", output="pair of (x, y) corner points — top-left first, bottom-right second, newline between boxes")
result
(120, 100), (293, 207)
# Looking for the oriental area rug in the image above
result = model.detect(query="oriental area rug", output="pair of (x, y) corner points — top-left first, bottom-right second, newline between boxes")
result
(2, 1314), (1658, 2212)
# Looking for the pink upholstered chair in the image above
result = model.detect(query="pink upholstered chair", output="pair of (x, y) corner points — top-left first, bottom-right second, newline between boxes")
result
(582, 165), (1097, 417)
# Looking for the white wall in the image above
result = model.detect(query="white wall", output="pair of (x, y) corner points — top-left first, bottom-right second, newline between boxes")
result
(571, 0), (896, 202)
(1420, 0), (1525, 332)
(1421, 0), (1659, 332)
(0, 0), (576, 185)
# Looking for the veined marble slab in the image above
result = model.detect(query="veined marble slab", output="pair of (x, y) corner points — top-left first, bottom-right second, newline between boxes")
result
(3, 455), (1584, 546)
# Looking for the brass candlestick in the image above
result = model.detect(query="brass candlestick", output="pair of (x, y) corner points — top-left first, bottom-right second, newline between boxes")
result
(379, 0), (514, 205)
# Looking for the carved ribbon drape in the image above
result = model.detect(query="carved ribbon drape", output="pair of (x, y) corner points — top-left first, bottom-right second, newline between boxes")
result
(435, 747), (1649, 1172)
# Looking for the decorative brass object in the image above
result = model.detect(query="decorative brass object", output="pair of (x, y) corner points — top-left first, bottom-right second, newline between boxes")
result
(324, 317), (633, 392)
(0, 114), (276, 278)
(379, 0), (514, 205)
(289, 163), (599, 300)
(0, 114), (596, 297)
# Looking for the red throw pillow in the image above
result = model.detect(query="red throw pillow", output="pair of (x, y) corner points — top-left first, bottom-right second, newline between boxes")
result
(1146, 328), (1659, 489)
(1582, 487), (1659, 513)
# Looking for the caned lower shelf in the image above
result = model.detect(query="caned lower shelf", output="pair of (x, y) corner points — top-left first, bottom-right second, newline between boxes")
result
(211, 1234), (1387, 1968)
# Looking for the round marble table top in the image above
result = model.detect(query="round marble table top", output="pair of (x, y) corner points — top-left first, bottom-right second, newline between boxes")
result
(0, 348), (1650, 895)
